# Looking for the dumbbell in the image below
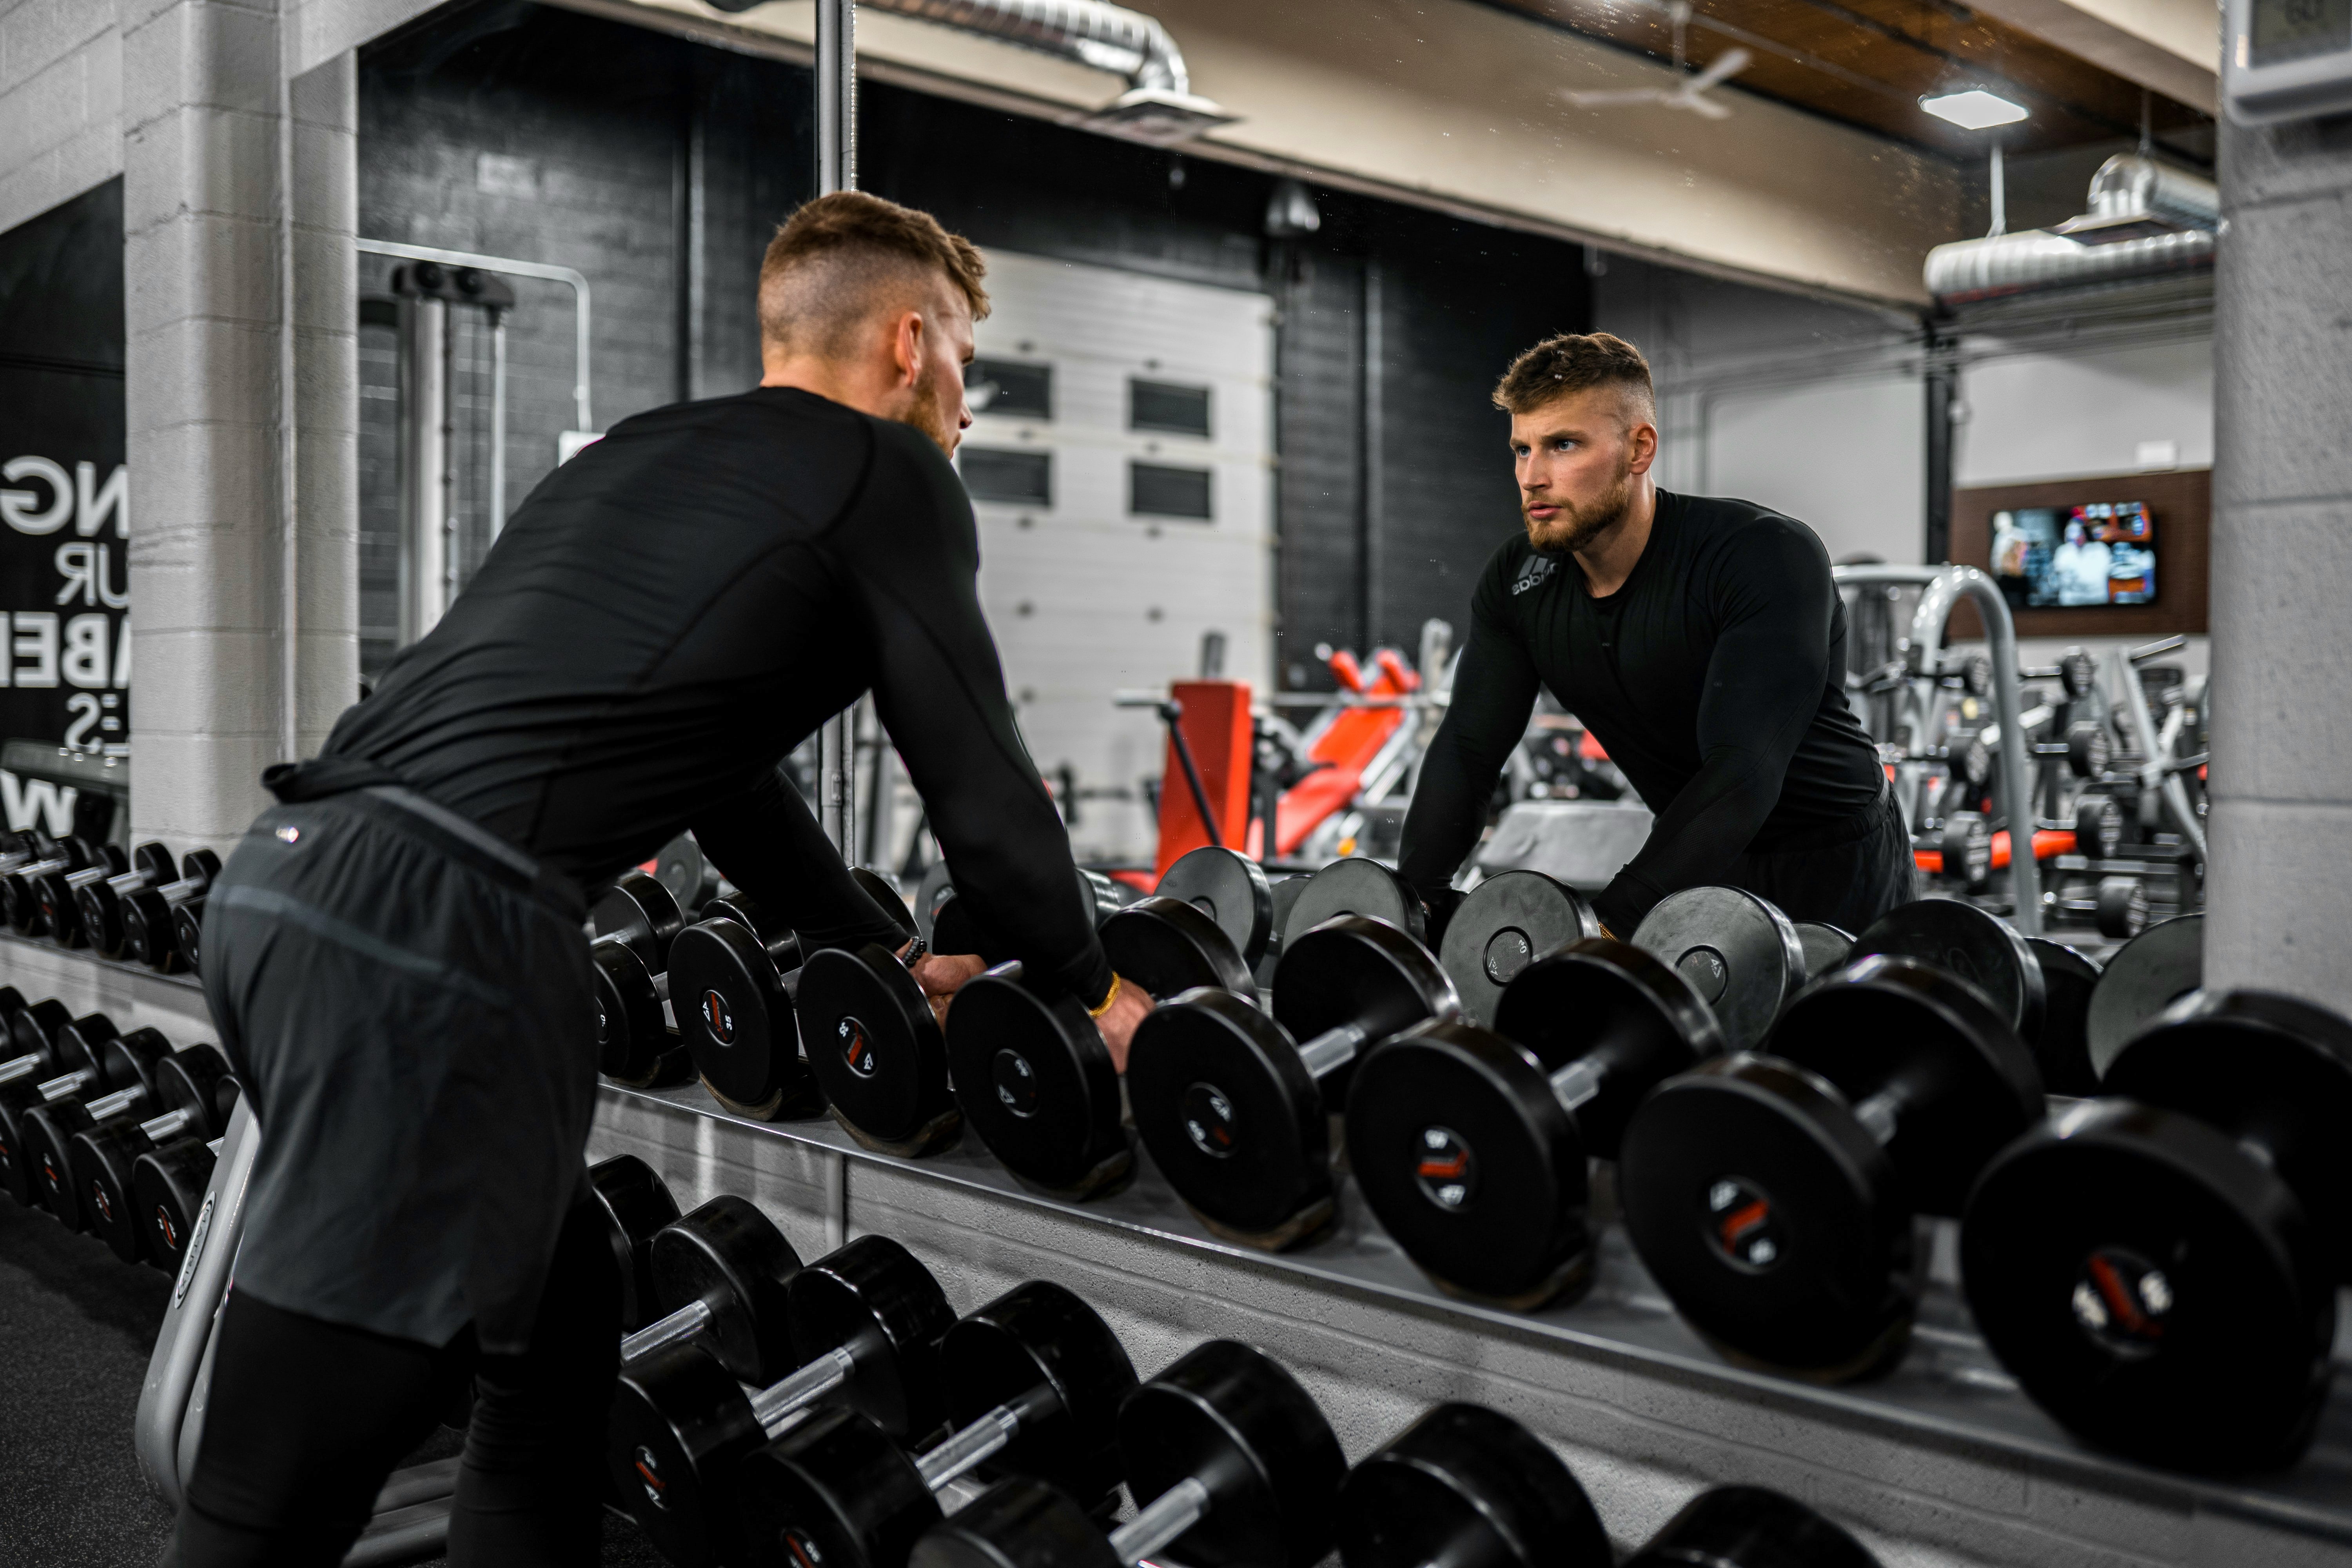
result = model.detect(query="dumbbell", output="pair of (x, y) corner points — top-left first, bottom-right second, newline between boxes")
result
(615, 1193), (804, 1384)
(22, 1025), (181, 1229)
(591, 871), (695, 1090)
(1, 836), (101, 935)
(1253, 875), (1312, 989)
(1278, 857), (1427, 954)
(1128, 916), (1456, 1248)
(944, 895), (1253, 1197)
(0, 992), (74, 1078)
(122, 850), (220, 973)
(2062, 720), (2109, 779)
(1624, 1487), (1882, 1568)
(611, 1234), (953, 1568)
(734, 1281), (1137, 1568)
(2024, 937), (2102, 1096)
(45, 841), (160, 950)
(1619, 952), (2043, 1377)
(1630, 885), (1808, 1053)
(134, 1130), (231, 1275)
(1435, 870), (1600, 1026)
(670, 868), (914, 1120)
(1335, 1403), (1609, 1568)
(655, 832), (725, 914)
(1939, 811), (1991, 892)
(1964, 989), (2352, 1472)
(1346, 937), (1721, 1305)
(1848, 896), (2046, 1045)
(74, 842), (178, 959)
(2074, 791), (2123, 863)
(1794, 921), (1853, 980)
(69, 1043), (238, 1262)
(1154, 845), (1276, 973)
(911, 1339), (1346, 1568)
(926, 865), (1128, 965)
(0, 1010), (120, 1206)
(588, 1153), (683, 1333)
(2082, 911), (2201, 1078)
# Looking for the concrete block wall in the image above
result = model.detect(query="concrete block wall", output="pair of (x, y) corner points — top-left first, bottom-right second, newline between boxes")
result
(0, 0), (122, 236)
(2207, 116), (2352, 1013)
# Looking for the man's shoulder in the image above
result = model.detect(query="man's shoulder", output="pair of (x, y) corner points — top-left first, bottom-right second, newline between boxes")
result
(1667, 491), (1830, 570)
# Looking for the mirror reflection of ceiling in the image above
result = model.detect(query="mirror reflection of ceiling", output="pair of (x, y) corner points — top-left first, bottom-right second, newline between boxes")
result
(1486, 0), (2214, 164)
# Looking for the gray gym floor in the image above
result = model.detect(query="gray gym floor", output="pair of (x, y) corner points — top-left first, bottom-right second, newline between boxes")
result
(0, 1197), (667, 1566)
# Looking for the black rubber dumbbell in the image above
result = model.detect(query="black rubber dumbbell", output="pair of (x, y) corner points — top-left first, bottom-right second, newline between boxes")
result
(1129, 916), (1456, 1248)
(1277, 857), (1428, 954)
(1347, 938), (1722, 1306)
(590, 871), (695, 1090)
(1336, 1403), (1609, 1568)
(924, 866), (1128, 966)
(134, 1128), (233, 1275)
(1435, 870), (1600, 1027)
(1965, 989), (2352, 1472)
(0, 992), (73, 1084)
(1, 836), (101, 935)
(611, 1234), (953, 1568)
(2024, 936), (2102, 1096)
(73, 842), (178, 959)
(1624, 1487), (1882, 1568)
(943, 896), (1252, 1198)
(614, 1193), (805, 1384)
(2081, 911), (2201, 1079)
(1847, 897), (2046, 1045)
(735, 1281), (1137, 1568)
(122, 850), (220, 973)
(23, 1025), (180, 1230)
(668, 868), (915, 1120)
(0, 1011), (119, 1206)
(587, 1153), (682, 1333)
(1619, 953), (2043, 1378)
(69, 1043), (238, 1262)
(1629, 885), (1808, 1053)
(911, 1339), (1346, 1568)
(1154, 846), (1276, 973)
(1794, 921), (1853, 980)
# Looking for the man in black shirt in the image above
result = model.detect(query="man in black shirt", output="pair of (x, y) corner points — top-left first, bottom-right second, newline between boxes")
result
(1399, 332), (1914, 938)
(167, 193), (1149, 1566)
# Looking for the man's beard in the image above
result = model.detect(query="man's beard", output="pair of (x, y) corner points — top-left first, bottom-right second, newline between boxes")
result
(899, 368), (960, 456)
(1524, 461), (1635, 559)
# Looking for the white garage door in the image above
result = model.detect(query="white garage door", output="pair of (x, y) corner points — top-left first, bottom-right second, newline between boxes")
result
(957, 249), (1274, 865)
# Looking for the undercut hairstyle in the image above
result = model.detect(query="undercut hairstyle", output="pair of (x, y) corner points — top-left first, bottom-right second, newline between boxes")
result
(1492, 332), (1656, 426)
(758, 191), (990, 357)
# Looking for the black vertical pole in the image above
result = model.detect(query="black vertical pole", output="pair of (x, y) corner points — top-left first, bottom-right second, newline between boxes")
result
(1924, 324), (1956, 565)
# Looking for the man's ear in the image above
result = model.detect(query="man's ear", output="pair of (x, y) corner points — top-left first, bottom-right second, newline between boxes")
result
(890, 309), (926, 389)
(1627, 419), (1660, 475)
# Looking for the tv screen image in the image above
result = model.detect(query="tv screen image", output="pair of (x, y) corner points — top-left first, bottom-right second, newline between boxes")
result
(1991, 501), (2156, 609)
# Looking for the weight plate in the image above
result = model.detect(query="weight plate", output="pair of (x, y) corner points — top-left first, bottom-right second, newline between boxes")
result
(798, 944), (952, 1146)
(906, 1480), (1119, 1568)
(1129, 991), (1333, 1240)
(1336, 1403), (1610, 1568)
(2074, 794), (2122, 861)
(1962, 1099), (2335, 1472)
(1283, 858), (1425, 951)
(1940, 812), (1991, 890)
(70, 1122), (149, 1263)
(655, 833), (719, 914)
(1629, 886), (1806, 1053)
(664, 918), (809, 1117)
(1617, 1054), (1914, 1376)
(1345, 1020), (1596, 1302)
(1254, 875), (1311, 989)
(133, 1139), (214, 1273)
(1437, 870), (1602, 1027)
(2065, 722), (2110, 780)
(2025, 938), (2102, 1096)
(1117, 1341), (1347, 1568)
(648, 1194), (802, 1385)
(172, 897), (206, 976)
(2084, 913), (2202, 1080)
(589, 1154), (681, 1333)
(785, 1233), (956, 1439)
(1625, 1487), (1881, 1568)
(1101, 895), (1255, 1000)
(1489, 937), (1721, 1157)
(943, 965), (1126, 1191)
(2058, 649), (2097, 701)
(1794, 922), (1853, 980)
(1849, 897), (2045, 1044)
(851, 866), (917, 939)
(592, 938), (672, 1085)
(1770, 955), (2044, 1216)
(1156, 846), (1275, 967)
(939, 1280), (1137, 1505)
(2093, 875), (2148, 939)
(915, 861), (956, 943)
(733, 1405), (936, 1568)
(606, 1342), (767, 1568)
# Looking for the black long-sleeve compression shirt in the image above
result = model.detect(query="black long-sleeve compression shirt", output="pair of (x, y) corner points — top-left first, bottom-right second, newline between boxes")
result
(322, 385), (1113, 1004)
(1398, 490), (1884, 935)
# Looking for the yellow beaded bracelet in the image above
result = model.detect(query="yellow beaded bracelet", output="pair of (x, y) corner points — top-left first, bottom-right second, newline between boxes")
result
(1086, 973), (1123, 1019)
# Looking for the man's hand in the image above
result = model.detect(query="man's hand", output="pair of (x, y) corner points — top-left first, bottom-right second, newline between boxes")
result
(905, 948), (987, 1029)
(1094, 976), (1156, 1073)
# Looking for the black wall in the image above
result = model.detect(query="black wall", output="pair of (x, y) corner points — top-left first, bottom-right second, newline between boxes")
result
(359, 1), (1590, 686)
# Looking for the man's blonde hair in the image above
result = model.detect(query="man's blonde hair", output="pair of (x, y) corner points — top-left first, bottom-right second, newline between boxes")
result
(1493, 332), (1655, 425)
(759, 191), (990, 356)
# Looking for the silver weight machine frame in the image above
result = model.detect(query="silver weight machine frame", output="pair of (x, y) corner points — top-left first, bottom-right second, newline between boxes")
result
(133, 1098), (459, 1563)
(1831, 563), (2042, 936)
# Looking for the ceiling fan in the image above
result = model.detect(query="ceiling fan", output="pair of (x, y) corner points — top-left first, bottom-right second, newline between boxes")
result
(1562, 2), (1752, 120)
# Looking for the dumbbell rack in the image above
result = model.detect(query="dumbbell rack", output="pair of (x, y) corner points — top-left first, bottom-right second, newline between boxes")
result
(594, 1078), (2352, 1568)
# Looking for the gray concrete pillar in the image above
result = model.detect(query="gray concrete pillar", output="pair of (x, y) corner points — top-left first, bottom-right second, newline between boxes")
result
(2207, 117), (2352, 1009)
(121, 0), (357, 856)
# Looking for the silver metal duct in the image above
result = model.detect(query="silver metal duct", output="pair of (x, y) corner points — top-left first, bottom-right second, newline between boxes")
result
(1926, 154), (2220, 305)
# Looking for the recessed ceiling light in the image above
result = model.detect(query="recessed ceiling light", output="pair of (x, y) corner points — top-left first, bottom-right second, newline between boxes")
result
(1920, 89), (2028, 129)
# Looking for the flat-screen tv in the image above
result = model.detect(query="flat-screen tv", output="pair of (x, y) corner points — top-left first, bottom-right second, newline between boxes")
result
(1991, 501), (2156, 610)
